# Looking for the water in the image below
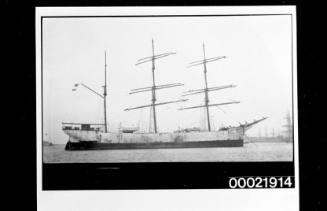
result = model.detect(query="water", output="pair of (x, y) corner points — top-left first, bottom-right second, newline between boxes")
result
(43, 141), (293, 163)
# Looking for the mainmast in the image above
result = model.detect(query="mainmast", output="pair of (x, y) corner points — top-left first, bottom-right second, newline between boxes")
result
(180, 43), (239, 131)
(151, 40), (158, 133)
(125, 39), (186, 133)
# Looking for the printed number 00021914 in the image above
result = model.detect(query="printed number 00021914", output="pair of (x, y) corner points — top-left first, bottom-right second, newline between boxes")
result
(228, 176), (293, 189)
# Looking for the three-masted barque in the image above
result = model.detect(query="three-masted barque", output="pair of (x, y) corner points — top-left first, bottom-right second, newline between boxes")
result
(63, 40), (267, 150)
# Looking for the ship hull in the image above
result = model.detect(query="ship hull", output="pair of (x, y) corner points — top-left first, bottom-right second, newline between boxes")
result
(65, 139), (243, 150)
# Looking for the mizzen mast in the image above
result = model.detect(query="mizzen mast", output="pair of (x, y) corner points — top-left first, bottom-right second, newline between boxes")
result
(125, 39), (186, 133)
(103, 51), (108, 133)
(180, 43), (239, 131)
(72, 50), (109, 133)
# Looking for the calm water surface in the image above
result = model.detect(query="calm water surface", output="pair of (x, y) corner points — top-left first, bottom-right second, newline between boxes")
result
(43, 141), (293, 163)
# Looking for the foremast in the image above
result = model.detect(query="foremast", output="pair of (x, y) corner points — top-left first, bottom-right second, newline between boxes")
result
(180, 43), (240, 131)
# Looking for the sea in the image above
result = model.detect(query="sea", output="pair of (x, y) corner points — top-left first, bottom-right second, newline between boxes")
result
(43, 141), (293, 163)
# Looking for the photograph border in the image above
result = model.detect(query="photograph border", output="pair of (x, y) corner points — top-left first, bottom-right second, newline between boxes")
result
(37, 7), (297, 191)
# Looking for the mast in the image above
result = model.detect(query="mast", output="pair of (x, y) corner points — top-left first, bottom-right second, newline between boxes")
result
(104, 51), (108, 133)
(72, 51), (109, 133)
(180, 43), (239, 131)
(202, 43), (211, 131)
(151, 39), (158, 133)
(125, 39), (186, 133)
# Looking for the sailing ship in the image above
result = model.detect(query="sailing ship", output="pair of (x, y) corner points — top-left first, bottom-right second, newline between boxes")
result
(281, 111), (293, 142)
(63, 40), (267, 150)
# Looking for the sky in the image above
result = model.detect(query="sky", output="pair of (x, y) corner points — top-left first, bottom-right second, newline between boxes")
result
(42, 15), (293, 144)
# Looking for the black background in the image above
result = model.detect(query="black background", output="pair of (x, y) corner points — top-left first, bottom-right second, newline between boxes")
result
(43, 162), (295, 190)
(2, 0), (324, 210)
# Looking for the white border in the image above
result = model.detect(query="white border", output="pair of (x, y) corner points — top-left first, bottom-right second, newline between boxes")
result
(36, 6), (298, 211)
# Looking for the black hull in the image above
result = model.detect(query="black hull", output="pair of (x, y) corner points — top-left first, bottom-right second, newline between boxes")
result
(65, 140), (243, 150)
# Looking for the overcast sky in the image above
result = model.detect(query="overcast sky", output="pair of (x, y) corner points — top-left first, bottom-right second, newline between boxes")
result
(42, 15), (293, 144)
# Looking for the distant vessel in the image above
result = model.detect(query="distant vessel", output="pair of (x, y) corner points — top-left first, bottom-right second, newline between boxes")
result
(282, 111), (293, 142)
(43, 141), (53, 146)
(43, 133), (53, 146)
(63, 41), (267, 150)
